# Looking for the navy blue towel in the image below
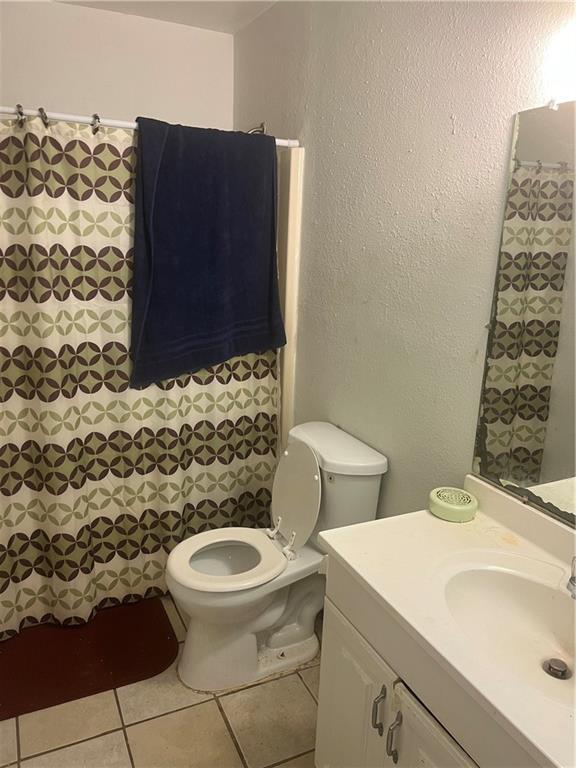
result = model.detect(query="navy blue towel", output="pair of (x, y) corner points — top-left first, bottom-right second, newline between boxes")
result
(130, 117), (286, 388)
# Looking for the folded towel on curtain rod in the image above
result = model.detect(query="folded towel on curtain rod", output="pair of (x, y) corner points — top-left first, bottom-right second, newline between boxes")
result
(130, 117), (286, 388)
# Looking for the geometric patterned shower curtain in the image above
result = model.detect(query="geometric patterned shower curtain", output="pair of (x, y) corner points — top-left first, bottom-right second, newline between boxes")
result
(476, 164), (573, 483)
(0, 117), (279, 641)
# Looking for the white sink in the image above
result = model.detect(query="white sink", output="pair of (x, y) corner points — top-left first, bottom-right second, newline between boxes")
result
(443, 555), (575, 709)
(319, 475), (576, 767)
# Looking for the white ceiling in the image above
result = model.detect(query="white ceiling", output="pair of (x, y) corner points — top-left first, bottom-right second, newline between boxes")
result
(68, 1), (276, 34)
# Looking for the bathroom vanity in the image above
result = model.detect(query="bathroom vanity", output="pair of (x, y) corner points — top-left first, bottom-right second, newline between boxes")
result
(315, 476), (575, 768)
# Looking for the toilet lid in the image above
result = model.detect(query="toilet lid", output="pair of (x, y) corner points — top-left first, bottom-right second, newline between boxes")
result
(271, 439), (321, 550)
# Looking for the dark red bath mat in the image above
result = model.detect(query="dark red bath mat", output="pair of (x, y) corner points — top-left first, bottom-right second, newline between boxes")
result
(0, 597), (179, 720)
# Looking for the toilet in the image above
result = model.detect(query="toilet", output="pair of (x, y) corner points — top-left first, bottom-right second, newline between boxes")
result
(166, 421), (388, 691)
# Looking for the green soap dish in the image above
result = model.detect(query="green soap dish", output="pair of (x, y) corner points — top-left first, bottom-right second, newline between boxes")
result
(429, 487), (478, 523)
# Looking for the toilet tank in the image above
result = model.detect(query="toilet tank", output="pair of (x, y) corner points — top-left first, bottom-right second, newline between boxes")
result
(288, 422), (388, 551)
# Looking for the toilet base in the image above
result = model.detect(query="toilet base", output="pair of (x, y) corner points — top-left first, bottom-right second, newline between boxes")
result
(256, 634), (319, 680)
(178, 632), (319, 693)
(175, 573), (325, 692)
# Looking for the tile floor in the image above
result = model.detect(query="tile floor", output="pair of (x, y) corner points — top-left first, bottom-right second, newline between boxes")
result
(1, 597), (320, 768)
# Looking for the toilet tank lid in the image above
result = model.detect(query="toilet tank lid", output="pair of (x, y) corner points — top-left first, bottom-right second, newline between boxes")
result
(288, 422), (388, 476)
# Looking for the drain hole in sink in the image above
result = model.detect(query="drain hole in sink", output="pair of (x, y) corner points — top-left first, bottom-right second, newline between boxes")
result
(542, 658), (572, 680)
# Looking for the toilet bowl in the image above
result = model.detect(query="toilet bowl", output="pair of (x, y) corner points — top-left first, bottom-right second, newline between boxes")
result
(166, 421), (388, 691)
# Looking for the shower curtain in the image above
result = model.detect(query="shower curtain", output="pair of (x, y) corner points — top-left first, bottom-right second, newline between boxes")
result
(0, 117), (280, 641)
(477, 164), (573, 483)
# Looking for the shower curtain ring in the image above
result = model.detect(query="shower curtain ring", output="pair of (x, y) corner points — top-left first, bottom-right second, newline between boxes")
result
(38, 107), (50, 128)
(15, 104), (25, 129)
(247, 121), (267, 135)
(91, 113), (101, 135)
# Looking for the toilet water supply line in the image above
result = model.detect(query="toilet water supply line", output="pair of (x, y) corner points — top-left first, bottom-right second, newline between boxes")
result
(0, 105), (300, 147)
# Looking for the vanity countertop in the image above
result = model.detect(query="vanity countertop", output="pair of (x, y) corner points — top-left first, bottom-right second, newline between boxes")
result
(319, 477), (575, 768)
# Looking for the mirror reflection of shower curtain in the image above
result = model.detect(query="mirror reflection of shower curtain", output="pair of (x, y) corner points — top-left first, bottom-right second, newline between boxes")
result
(476, 164), (573, 483)
(0, 117), (280, 641)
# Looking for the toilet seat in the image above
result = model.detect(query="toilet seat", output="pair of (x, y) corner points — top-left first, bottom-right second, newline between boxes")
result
(167, 439), (323, 595)
(167, 527), (287, 593)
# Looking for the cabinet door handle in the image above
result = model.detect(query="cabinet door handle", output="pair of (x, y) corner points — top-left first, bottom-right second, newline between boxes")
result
(370, 684), (387, 736)
(386, 710), (402, 763)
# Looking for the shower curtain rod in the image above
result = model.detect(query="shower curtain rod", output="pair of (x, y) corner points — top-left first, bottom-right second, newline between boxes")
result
(0, 105), (300, 147)
(515, 158), (573, 170)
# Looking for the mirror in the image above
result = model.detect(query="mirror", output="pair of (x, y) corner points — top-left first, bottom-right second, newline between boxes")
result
(474, 101), (575, 526)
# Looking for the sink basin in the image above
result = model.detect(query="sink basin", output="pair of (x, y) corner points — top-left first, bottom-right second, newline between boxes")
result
(320, 484), (576, 768)
(444, 558), (575, 709)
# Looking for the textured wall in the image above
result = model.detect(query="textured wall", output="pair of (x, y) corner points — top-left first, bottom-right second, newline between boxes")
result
(1, 2), (233, 129)
(235, 1), (575, 515)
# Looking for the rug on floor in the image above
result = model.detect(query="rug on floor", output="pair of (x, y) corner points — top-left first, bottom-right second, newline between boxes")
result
(0, 597), (179, 720)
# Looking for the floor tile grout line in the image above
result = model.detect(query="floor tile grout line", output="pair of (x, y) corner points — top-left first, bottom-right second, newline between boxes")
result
(215, 659), (319, 700)
(217, 670), (299, 700)
(297, 671), (319, 704)
(214, 696), (249, 768)
(262, 748), (315, 768)
(16, 727), (123, 764)
(116, 695), (215, 729)
(116, 665), (318, 727)
(216, 674), (318, 768)
(113, 689), (136, 768)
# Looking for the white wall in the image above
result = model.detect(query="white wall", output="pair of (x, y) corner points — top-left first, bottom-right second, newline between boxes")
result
(235, 1), (575, 516)
(0, 1), (233, 129)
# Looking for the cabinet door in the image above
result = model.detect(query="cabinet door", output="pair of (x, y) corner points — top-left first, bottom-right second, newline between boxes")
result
(386, 683), (478, 768)
(316, 600), (399, 768)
